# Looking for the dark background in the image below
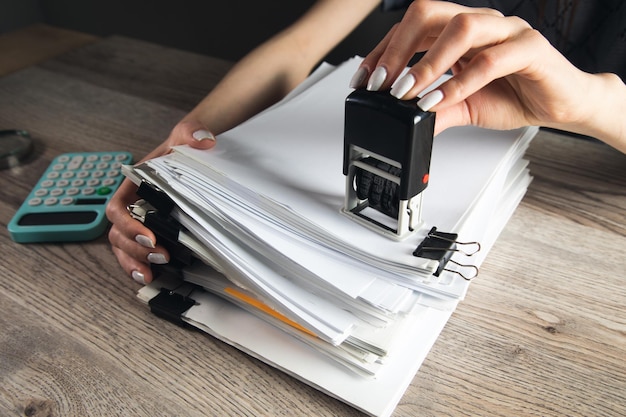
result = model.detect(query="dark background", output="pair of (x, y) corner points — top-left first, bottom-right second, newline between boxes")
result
(2, 1), (623, 82)
(0, 0), (405, 65)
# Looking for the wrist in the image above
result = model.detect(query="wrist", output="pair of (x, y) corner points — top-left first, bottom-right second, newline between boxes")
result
(567, 72), (626, 153)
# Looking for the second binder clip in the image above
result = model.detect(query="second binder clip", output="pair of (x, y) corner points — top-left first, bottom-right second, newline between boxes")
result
(342, 89), (435, 240)
(414, 227), (481, 280)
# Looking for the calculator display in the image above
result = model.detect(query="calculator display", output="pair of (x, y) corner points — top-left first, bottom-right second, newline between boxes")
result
(17, 211), (98, 226)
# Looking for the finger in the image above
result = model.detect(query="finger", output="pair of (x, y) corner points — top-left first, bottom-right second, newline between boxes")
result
(172, 119), (217, 150)
(431, 101), (473, 136)
(106, 179), (155, 242)
(352, 0), (452, 90)
(426, 28), (549, 120)
(111, 245), (155, 284)
(399, 13), (531, 99)
(447, 29), (577, 130)
(426, 26), (569, 133)
(350, 25), (398, 88)
(440, 34), (540, 105)
(106, 180), (170, 268)
(374, 0), (500, 92)
(373, 1), (455, 90)
(108, 222), (169, 268)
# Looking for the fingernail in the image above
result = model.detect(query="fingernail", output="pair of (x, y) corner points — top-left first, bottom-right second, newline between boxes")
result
(135, 234), (155, 249)
(192, 129), (216, 141)
(131, 270), (146, 285)
(417, 89), (444, 111)
(367, 66), (387, 91)
(147, 252), (168, 264)
(349, 67), (368, 89)
(391, 73), (416, 99)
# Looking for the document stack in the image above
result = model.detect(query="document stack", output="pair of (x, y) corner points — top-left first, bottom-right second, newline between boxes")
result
(125, 57), (537, 417)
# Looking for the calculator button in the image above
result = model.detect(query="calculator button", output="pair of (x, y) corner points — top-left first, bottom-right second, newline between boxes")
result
(86, 155), (98, 162)
(77, 171), (90, 178)
(102, 178), (115, 186)
(87, 179), (100, 186)
(67, 156), (84, 170)
(28, 198), (43, 206)
(66, 187), (80, 196)
(56, 179), (70, 187)
(53, 163), (65, 171)
(107, 170), (120, 177)
(60, 197), (74, 205)
(35, 189), (48, 197)
(50, 188), (64, 196)
(62, 171), (75, 179)
(101, 154), (113, 161)
(82, 187), (95, 195)
(44, 197), (58, 205)
(82, 162), (95, 170)
(41, 180), (55, 188)
(111, 162), (122, 169)
(97, 186), (112, 195)
(115, 154), (128, 161)
(97, 162), (109, 170)
(46, 171), (60, 179)
(58, 155), (71, 163)
(72, 179), (85, 187)
(92, 170), (104, 178)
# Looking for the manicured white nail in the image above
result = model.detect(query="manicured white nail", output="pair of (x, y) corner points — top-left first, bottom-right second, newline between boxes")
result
(417, 89), (444, 111)
(131, 270), (146, 285)
(192, 129), (215, 141)
(391, 74), (416, 99)
(367, 66), (387, 91)
(135, 234), (155, 249)
(147, 252), (168, 264)
(349, 67), (368, 88)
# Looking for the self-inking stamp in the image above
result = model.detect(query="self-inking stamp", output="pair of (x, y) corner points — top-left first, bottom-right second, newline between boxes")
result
(342, 89), (435, 240)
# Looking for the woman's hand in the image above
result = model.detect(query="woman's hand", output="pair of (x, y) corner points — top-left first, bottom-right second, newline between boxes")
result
(105, 120), (216, 285)
(350, 0), (626, 152)
(106, 0), (383, 285)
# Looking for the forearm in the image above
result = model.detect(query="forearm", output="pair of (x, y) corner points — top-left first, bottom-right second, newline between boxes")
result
(183, 0), (380, 136)
(182, 38), (307, 135)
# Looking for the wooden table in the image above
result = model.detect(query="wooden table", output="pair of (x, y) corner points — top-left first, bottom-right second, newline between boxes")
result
(1, 33), (625, 417)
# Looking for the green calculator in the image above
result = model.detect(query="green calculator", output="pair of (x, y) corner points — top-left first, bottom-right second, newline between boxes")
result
(8, 151), (133, 243)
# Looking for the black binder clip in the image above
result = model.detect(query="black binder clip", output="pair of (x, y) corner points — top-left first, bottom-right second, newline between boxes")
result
(342, 89), (435, 240)
(413, 227), (481, 280)
(128, 182), (193, 266)
(148, 282), (200, 327)
(136, 180), (175, 215)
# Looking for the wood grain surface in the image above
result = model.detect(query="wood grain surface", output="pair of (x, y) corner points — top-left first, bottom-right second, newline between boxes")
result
(1, 33), (625, 417)
(0, 24), (99, 78)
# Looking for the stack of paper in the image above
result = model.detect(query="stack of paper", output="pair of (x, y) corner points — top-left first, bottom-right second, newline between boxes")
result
(127, 57), (537, 417)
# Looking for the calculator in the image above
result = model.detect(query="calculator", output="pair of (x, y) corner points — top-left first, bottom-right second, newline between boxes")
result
(8, 151), (133, 243)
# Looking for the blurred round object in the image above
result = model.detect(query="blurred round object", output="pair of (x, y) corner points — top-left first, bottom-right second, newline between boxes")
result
(0, 130), (33, 169)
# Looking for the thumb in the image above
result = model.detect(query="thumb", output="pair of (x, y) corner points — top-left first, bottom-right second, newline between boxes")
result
(431, 103), (470, 136)
(175, 120), (217, 150)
